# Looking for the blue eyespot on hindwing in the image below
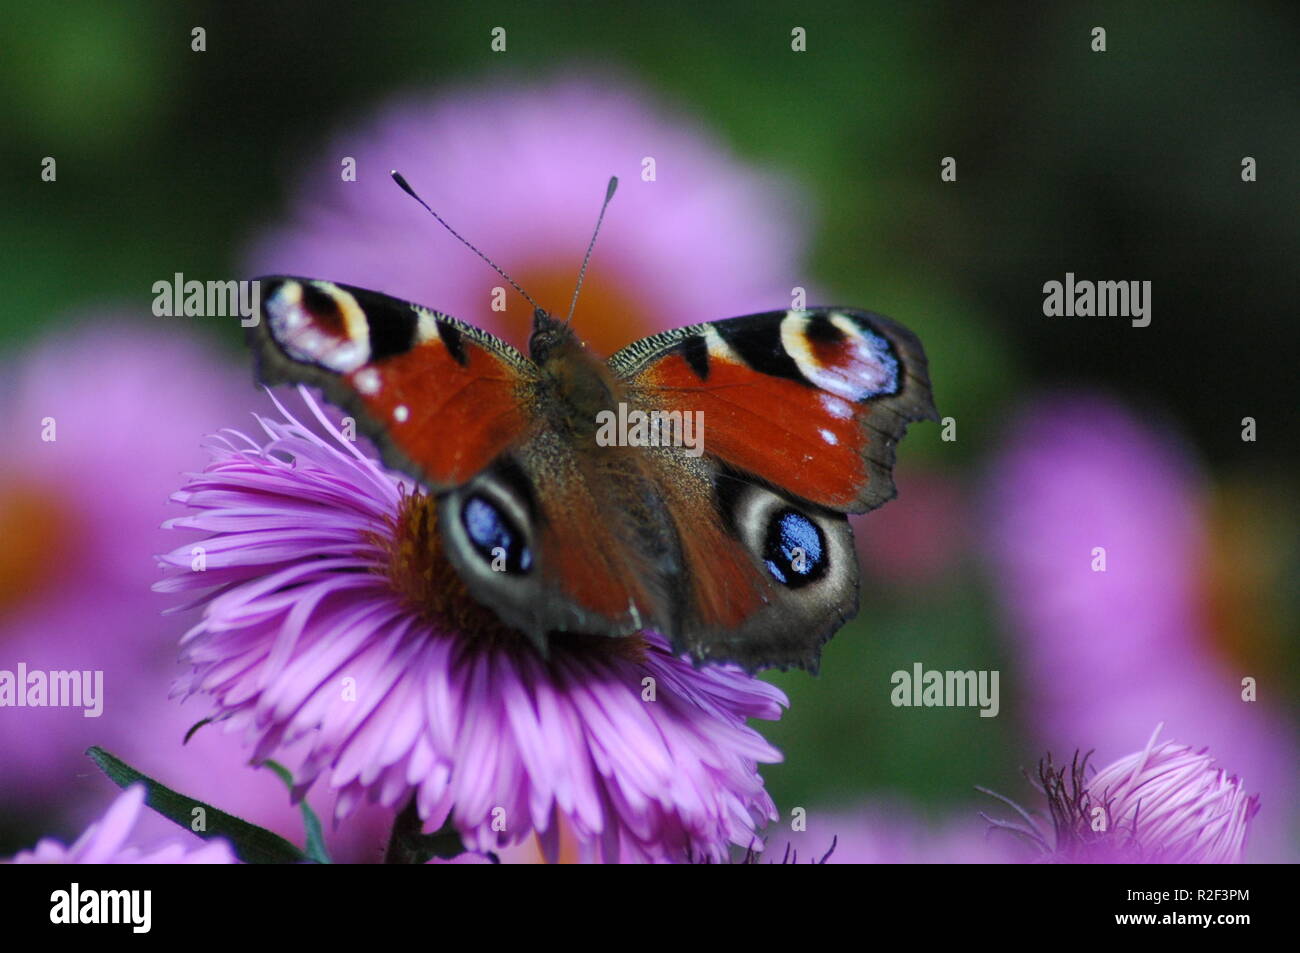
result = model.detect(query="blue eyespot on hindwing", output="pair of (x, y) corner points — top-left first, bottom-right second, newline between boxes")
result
(462, 494), (533, 573)
(763, 509), (827, 587)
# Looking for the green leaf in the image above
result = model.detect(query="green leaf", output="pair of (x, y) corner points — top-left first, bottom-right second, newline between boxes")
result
(384, 799), (466, 864)
(262, 760), (332, 864)
(403, 826), (467, 865)
(85, 746), (306, 864)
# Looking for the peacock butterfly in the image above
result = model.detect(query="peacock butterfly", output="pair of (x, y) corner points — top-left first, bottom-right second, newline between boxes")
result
(247, 174), (937, 672)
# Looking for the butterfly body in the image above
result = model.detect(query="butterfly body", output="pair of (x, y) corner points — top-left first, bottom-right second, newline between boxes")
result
(251, 276), (936, 672)
(526, 311), (624, 440)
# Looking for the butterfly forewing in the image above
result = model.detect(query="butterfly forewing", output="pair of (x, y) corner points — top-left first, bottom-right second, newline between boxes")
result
(609, 308), (938, 513)
(251, 277), (537, 489)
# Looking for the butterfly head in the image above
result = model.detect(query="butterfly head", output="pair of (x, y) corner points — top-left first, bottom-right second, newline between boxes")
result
(528, 307), (582, 364)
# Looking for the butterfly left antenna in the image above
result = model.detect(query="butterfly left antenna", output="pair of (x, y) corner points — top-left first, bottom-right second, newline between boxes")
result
(390, 170), (541, 312)
(565, 176), (619, 324)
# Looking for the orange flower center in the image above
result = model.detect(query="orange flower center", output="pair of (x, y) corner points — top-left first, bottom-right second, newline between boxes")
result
(375, 488), (646, 663)
(498, 265), (655, 358)
(0, 481), (74, 614)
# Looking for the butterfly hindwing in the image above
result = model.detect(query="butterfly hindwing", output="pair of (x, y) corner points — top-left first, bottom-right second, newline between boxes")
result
(250, 277), (537, 489)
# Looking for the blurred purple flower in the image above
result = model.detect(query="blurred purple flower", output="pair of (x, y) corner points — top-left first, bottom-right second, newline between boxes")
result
(981, 393), (1296, 860)
(983, 725), (1259, 863)
(0, 321), (388, 860)
(243, 72), (810, 358)
(5, 784), (236, 864)
(156, 389), (787, 863)
(778, 802), (1026, 864)
(0, 322), (259, 792)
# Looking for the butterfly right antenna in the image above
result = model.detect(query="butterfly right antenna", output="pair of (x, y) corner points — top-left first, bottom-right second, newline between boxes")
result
(565, 176), (619, 324)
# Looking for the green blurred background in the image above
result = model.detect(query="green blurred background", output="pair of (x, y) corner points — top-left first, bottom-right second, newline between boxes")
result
(2, 0), (1296, 840)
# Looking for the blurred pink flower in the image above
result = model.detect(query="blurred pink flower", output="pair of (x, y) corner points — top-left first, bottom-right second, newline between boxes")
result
(0, 321), (386, 861)
(981, 393), (1296, 860)
(778, 801), (1026, 864)
(5, 784), (236, 864)
(0, 321), (262, 796)
(243, 72), (811, 358)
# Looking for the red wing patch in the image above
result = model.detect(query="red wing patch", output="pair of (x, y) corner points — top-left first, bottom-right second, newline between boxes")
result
(610, 309), (938, 513)
(252, 277), (537, 489)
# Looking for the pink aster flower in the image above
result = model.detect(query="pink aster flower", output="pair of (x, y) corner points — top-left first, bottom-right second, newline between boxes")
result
(983, 726), (1260, 864)
(1084, 728), (1259, 863)
(6, 784), (236, 864)
(243, 72), (810, 358)
(156, 389), (786, 863)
